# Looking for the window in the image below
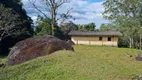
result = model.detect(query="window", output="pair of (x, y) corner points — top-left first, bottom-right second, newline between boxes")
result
(108, 37), (111, 41)
(99, 37), (102, 41)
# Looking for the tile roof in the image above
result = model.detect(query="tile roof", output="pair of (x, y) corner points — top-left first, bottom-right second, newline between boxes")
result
(68, 31), (122, 36)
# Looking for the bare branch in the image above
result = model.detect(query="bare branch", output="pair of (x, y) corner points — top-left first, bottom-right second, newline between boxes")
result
(0, 30), (6, 41)
(28, 0), (70, 35)
(58, 8), (73, 25)
(56, 0), (69, 8)
(28, 0), (48, 18)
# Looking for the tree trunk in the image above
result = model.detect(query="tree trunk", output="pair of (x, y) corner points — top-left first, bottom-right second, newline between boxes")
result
(51, 22), (54, 35)
(51, 9), (57, 36)
(129, 38), (134, 48)
(132, 38), (134, 48)
(129, 38), (132, 48)
(140, 34), (142, 50)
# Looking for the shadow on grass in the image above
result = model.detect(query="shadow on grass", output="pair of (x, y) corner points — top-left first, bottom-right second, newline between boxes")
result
(0, 56), (7, 59)
(0, 56), (7, 68)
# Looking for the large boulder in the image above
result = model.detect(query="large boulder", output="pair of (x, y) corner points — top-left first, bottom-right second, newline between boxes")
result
(66, 40), (75, 46)
(135, 54), (142, 61)
(7, 36), (74, 66)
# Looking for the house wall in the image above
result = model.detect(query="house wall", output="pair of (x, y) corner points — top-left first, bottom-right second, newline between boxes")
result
(71, 35), (118, 47)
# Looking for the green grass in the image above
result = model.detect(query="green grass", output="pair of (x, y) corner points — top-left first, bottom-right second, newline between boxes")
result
(0, 56), (7, 64)
(0, 56), (6, 59)
(0, 45), (142, 80)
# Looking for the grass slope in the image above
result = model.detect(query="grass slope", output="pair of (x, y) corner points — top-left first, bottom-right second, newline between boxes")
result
(0, 45), (142, 80)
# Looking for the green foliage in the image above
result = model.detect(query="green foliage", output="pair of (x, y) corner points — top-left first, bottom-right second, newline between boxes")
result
(77, 23), (96, 31)
(0, 0), (34, 55)
(118, 36), (129, 48)
(1, 45), (142, 80)
(35, 17), (52, 36)
(86, 23), (96, 31)
(0, 0), (33, 34)
(0, 4), (28, 41)
(60, 21), (77, 40)
(34, 16), (63, 39)
(103, 0), (142, 49)
(99, 23), (118, 31)
(61, 21), (77, 34)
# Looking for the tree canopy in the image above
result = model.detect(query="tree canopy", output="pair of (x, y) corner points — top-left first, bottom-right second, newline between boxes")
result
(29, 0), (72, 36)
(0, 0), (34, 55)
(103, 0), (142, 49)
(60, 21), (77, 40)
(77, 23), (96, 31)
(35, 16), (52, 36)
(100, 23), (118, 31)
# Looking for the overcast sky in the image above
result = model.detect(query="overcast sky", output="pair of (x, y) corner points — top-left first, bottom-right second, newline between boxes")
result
(22, 0), (110, 28)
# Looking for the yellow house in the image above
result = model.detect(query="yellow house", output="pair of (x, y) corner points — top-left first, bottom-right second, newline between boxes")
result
(68, 31), (122, 47)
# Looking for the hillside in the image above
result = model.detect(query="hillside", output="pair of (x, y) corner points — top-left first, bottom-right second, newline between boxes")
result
(0, 45), (142, 80)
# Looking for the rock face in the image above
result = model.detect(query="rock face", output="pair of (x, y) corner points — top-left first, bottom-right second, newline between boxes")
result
(66, 40), (75, 46)
(7, 36), (74, 66)
(135, 54), (142, 61)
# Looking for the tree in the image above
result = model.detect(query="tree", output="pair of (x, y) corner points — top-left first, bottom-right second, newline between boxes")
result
(35, 16), (52, 36)
(60, 21), (77, 40)
(100, 23), (118, 31)
(0, 0), (34, 55)
(0, 0), (34, 36)
(100, 24), (107, 31)
(77, 23), (96, 31)
(84, 23), (96, 31)
(77, 24), (82, 31)
(29, 0), (71, 36)
(103, 0), (142, 49)
(0, 5), (23, 42)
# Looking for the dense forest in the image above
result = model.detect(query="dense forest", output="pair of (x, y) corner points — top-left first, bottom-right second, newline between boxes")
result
(0, 0), (142, 55)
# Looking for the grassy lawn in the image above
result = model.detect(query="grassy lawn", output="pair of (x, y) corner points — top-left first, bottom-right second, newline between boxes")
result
(0, 45), (142, 80)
